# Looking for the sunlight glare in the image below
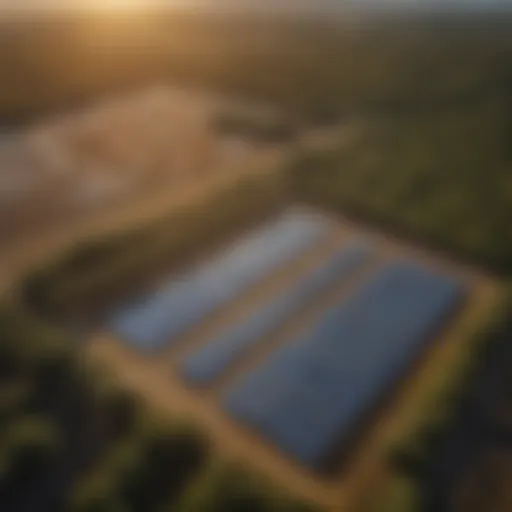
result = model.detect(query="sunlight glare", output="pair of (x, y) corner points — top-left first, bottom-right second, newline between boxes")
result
(88, 0), (155, 11)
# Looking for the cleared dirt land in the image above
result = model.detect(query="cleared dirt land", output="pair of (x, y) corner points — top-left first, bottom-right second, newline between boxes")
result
(86, 212), (501, 511)
(0, 85), (295, 294)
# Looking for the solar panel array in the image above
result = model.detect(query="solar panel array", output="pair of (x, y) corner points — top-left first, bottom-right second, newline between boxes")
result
(106, 207), (470, 472)
(224, 261), (466, 468)
(108, 209), (331, 351)
(181, 241), (373, 386)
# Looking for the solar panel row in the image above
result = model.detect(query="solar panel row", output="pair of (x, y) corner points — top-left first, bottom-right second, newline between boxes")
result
(108, 209), (332, 351)
(225, 261), (466, 468)
(181, 241), (373, 386)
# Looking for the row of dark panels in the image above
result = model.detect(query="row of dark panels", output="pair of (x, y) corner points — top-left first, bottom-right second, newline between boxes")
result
(107, 209), (467, 469)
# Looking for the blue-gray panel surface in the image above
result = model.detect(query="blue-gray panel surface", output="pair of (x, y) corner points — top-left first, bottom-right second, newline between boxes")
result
(225, 261), (467, 468)
(181, 241), (372, 385)
(109, 209), (332, 351)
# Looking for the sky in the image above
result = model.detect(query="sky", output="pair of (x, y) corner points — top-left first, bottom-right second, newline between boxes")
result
(0, 0), (510, 13)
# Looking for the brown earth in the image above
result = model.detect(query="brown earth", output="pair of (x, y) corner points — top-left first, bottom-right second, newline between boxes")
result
(0, 147), (287, 296)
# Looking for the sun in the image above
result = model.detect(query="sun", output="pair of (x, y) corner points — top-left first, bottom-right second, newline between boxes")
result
(88, 0), (153, 11)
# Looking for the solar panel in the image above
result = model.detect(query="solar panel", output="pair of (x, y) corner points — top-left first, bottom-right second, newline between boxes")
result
(108, 209), (332, 351)
(181, 241), (373, 386)
(225, 261), (467, 468)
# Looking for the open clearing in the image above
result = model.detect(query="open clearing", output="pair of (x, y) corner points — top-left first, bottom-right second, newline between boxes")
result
(0, 147), (286, 295)
(86, 210), (499, 511)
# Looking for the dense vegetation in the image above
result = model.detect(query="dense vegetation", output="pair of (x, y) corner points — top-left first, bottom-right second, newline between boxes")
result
(287, 93), (512, 274)
(0, 303), (318, 512)
(2, 13), (512, 125)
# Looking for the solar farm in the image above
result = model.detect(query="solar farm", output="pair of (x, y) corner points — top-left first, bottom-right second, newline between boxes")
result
(96, 205), (476, 487)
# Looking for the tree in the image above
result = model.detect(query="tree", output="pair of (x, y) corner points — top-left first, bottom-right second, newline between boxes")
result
(120, 420), (209, 511)
(0, 416), (60, 500)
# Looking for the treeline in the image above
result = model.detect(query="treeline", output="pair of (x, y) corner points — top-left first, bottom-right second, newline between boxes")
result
(2, 13), (512, 126)
(0, 303), (318, 512)
(287, 93), (512, 275)
(21, 172), (286, 319)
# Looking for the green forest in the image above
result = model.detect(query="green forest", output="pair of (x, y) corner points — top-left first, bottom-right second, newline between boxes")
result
(288, 97), (512, 275)
(1, 13), (512, 124)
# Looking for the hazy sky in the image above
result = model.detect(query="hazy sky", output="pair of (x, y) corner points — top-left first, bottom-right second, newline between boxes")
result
(0, 0), (510, 12)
